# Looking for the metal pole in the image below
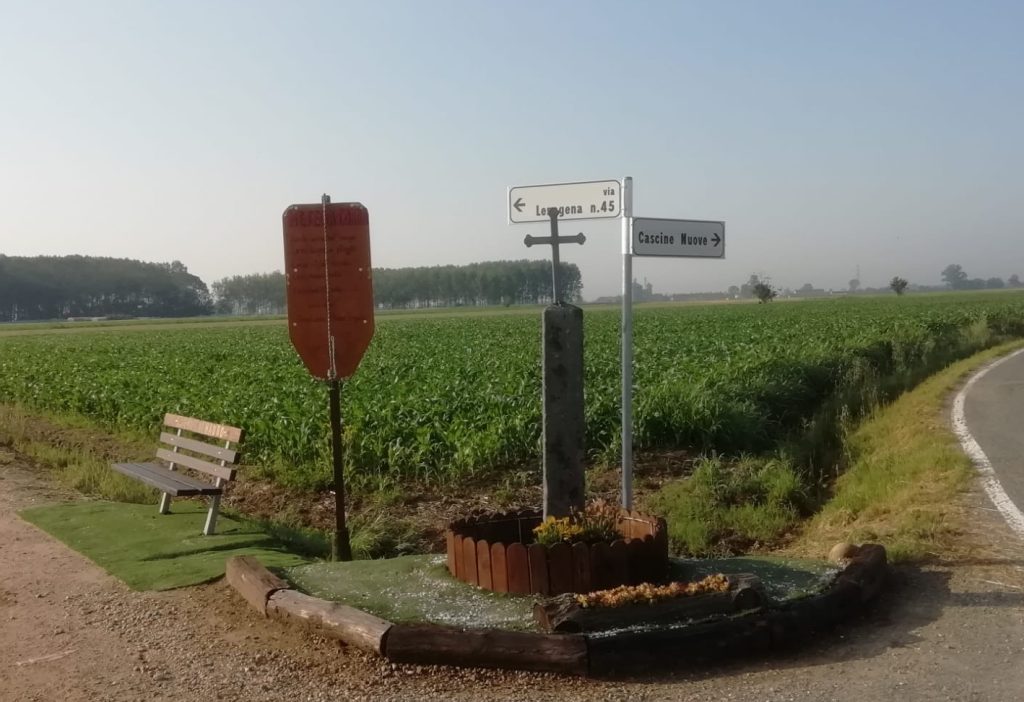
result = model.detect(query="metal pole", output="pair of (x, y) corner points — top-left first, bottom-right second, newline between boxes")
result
(548, 209), (561, 304)
(329, 379), (352, 561)
(620, 176), (634, 510)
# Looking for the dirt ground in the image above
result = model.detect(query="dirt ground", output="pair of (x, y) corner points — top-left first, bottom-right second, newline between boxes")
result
(3, 444), (1024, 701)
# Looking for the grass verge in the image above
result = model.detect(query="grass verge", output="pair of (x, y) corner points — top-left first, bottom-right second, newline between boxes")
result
(650, 339), (1024, 560)
(786, 338), (1024, 562)
(0, 403), (156, 503)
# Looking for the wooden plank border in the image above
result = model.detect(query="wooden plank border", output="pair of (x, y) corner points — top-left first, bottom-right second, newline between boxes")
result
(227, 544), (888, 677)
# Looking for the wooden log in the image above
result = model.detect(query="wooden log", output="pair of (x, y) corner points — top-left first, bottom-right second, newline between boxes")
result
(384, 623), (588, 675)
(638, 535), (663, 584)
(626, 538), (646, 585)
(837, 543), (888, 601)
(548, 542), (574, 595)
(463, 537), (479, 586)
(476, 539), (493, 590)
(491, 542), (508, 593)
(507, 543), (531, 594)
(572, 542), (591, 594)
(453, 534), (465, 581)
(590, 542), (613, 591)
(654, 518), (669, 557)
(533, 574), (766, 633)
(225, 555), (289, 616)
(266, 589), (391, 654)
(608, 540), (629, 587)
(586, 610), (764, 673)
(445, 531), (456, 576)
(527, 543), (549, 594)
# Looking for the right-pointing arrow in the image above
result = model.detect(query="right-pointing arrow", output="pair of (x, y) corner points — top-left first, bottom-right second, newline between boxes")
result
(712, 233), (721, 247)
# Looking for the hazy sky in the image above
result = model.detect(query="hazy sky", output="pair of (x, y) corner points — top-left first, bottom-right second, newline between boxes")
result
(1, 1), (1021, 298)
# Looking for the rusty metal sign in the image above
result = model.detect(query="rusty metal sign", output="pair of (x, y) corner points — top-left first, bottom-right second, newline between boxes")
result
(282, 200), (374, 381)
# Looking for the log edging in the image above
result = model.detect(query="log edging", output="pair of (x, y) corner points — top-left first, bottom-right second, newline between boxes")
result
(225, 555), (290, 616)
(445, 509), (670, 595)
(224, 543), (888, 676)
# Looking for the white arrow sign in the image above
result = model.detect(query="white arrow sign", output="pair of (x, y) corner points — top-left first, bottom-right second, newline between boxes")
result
(631, 217), (725, 258)
(508, 179), (621, 224)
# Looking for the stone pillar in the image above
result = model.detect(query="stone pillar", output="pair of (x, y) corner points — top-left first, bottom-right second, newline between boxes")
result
(542, 303), (585, 519)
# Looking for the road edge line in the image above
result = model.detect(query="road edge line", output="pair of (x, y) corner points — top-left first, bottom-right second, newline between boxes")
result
(951, 347), (1024, 540)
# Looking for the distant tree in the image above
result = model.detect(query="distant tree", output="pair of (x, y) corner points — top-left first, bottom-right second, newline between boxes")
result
(0, 255), (211, 321)
(942, 264), (968, 289)
(890, 276), (909, 296)
(848, 278), (861, 293)
(753, 281), (776, 304)
(1010, 274), (1022, 288)
(211, 271), (287, 315)
(739, 274), (761, 299)
(986, 277), (1005, 289)
(370, 260), (581, 309)
(798, 283), (814, 294)
(727, 285), (740, 298)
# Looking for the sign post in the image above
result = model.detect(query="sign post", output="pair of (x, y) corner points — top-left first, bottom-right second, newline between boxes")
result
(620, 177), (634, 510)
(621, 206), (726, 509)
(283, 195), (374, 561)
(508, 177), (725, 512)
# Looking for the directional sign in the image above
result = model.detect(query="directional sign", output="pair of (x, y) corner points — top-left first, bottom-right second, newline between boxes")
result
(631, 217), (725, 258)
(508, 179), (621, 224)
(283, 202), (375, 380)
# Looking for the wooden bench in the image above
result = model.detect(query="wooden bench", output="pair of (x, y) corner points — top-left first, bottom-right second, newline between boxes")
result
(112, 414), (244, 535)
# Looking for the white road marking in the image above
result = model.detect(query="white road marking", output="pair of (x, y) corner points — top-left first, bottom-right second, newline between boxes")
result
(952, 347), (1024, 540)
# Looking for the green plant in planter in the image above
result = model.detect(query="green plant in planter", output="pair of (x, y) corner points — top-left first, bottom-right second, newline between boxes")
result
(533, 500), (622, 546)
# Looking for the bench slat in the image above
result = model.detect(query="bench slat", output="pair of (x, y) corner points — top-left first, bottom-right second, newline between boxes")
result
(155, 448), (236, 482)
(112, 463), (223, 496)
(164, 413), (243, 444)
(159, 432), (239, 464)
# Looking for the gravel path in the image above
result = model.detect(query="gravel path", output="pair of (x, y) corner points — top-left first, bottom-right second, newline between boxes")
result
(3, 444), (1024, 701)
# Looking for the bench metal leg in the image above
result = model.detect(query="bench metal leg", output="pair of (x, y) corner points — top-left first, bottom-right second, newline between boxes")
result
(203, 495), (221, 535)
(160, 449), (179, 515)
(203, 477), (226, 536)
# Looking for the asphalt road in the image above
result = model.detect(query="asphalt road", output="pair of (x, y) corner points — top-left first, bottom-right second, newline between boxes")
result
(962, 349), (1024, 518)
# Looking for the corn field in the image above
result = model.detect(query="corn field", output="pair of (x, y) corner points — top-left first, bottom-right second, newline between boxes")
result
(1, 292), (1023, 491)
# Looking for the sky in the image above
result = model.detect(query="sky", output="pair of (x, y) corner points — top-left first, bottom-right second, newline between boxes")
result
(1, 0), (1022, 299)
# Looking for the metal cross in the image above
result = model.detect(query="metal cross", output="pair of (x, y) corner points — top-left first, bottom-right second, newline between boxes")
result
(523, 208), (586, 304)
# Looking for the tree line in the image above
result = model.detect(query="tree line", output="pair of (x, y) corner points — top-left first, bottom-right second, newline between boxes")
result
(0, 255), (211, 322)
(941, 264), (1020, 291)
(0, 255), (582, 321)
(213, 260), (582, 314)
(371, 260), (582, 309)
(728, 266), (1022, 304)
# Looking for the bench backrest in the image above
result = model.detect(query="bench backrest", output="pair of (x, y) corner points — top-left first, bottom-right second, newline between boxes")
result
(157, 413), (244, 483)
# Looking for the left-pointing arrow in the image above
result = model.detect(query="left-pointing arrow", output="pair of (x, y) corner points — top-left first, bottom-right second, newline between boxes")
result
(513, 197), (525, 212)
(712, 233), (721, 247)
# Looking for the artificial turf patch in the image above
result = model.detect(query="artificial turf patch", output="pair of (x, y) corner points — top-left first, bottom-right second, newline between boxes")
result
(19, 500), (308, 591)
